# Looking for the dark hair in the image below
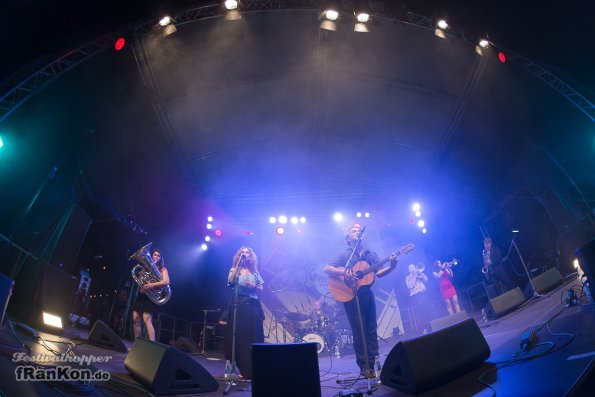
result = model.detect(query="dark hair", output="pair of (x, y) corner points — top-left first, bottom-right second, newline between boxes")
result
(151, 249), (165, 269)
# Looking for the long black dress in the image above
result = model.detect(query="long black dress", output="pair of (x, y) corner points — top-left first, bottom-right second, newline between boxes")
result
(224, 271), (264, 379)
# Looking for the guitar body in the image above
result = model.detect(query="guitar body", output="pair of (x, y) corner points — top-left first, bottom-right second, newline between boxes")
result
(327, 275), (357, 303)
(327, 243), (415, 303)
(327, 261), (375, 303)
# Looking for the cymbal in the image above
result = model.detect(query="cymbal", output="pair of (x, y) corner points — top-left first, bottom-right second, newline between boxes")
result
(285, 312), (309, 322)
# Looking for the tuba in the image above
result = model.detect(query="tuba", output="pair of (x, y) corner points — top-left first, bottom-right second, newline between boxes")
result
(129, 243), (171, 305)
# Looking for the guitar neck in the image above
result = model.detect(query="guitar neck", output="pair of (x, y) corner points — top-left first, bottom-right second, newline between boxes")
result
(361, 256), (393, 276)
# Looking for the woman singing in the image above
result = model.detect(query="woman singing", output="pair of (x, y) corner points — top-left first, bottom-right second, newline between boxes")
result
(225, 246), (264, 380)
(432, 260), (460, 315)
(132, 248), (169, 341)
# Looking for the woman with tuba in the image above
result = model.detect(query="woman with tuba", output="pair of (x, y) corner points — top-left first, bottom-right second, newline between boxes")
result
(432, 259), (460, 315)
(132, 248), (170, 341)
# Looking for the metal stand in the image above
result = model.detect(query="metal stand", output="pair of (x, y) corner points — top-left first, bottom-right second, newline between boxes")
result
(224, 257), (243, 395)
(200, 309), (220, 356)
(343, 229), (374, 395)
(511, 237), (544, 299)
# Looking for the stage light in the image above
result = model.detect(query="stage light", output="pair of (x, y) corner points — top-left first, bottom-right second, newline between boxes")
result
(325, 9), (339, 21)
(415, 211), (421, 217)
(206, 223), (213, 229)
(422, 228), (427, 234)
(573, 259), (580, 269)
(479, 39), (490, 48)
(333, 212), (343, 222)
(290, 216), (299, 224)
(207, 216), (213, 222)
(201, 243), (208, 251)
(114, 37), (126, 51)
(278, 215), (288, 224)
(159, 16), (172, 26)
(0, 136), (3, 148)
(299, 216), (307, 223)
(205, 236), (211, 242)
(417, 220), (425, 228)
(512, 229), (519, 233)
(364, 212), (370, 218)
(42, 312), (63, 329)
(224, 0), (239, 10)
(356, 212), (362, 218)
(498, 52), (506, 63)
(434, 20), (448, 39)
(353, 0), (371, 32)
(412, 203), (420, 212)
(269, 216), (277, 224)
(215, 229), (222, 236)
(275, 227), (285, 235)
(163, 25), (177, 36)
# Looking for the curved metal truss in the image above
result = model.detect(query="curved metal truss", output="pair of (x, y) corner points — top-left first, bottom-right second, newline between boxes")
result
(1, 0), (592, 124)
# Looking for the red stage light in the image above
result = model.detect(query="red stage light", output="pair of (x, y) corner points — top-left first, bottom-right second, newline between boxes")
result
(498, 52), (506, 63)
(215, 229), (222, 237)
(275, 227), (285, 235)
(114, 38), (126, 51)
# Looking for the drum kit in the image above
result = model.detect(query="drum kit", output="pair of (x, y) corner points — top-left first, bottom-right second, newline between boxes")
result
(282, 304), (353, 357)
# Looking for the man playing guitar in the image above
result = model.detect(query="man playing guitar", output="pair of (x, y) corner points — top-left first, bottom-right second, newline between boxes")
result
(324, 224), (405, 378)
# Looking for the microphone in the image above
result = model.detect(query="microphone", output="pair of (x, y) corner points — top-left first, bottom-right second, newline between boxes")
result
(357, 226), (366, 239)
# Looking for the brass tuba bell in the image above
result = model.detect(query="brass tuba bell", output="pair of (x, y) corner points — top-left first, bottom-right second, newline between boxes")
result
(129, 243), (171, 305)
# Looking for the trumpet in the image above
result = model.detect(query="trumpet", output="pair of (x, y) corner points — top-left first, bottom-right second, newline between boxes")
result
(415, 263), (425, 272)
(441, 259), (459, 269)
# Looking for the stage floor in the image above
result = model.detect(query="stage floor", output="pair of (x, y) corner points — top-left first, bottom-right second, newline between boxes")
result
(1, 278), (594, 396)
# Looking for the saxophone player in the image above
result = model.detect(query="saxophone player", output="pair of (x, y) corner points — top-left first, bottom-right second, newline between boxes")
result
(132, 248), (170, 341)
(482, 237), (514, 296)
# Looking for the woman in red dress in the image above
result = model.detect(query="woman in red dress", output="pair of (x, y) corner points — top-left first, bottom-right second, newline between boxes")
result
(432, 260), (460, 315)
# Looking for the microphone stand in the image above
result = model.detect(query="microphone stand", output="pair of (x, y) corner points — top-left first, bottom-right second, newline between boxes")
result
(510, 236), (544, 299)
(224, 256), (243, 395)
(344, 228), (375, 394)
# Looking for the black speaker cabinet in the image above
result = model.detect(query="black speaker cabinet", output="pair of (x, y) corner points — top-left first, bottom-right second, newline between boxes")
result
(125, 338), (218, 395)
(252, 342), (321, 397)
(88, 320), (127, 352)
(429, 310), (468, 332)
(526, 267), (563, 296)
(380, 318), (490, 394)
(485, 287), (526, 319)
(175, 336), (200, 354)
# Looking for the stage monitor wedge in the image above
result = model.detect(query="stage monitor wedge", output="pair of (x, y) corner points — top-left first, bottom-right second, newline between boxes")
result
(485, 287), (525, 319)
(88, 320), (127, 352)
(380, 318), (490, 394)
(125, 338), (218, 395)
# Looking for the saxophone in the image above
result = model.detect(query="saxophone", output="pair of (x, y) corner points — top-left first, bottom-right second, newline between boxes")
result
(129, 243), (171, 305)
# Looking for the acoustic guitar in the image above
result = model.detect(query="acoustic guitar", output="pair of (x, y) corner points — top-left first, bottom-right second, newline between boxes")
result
(327, 243), (415, 302)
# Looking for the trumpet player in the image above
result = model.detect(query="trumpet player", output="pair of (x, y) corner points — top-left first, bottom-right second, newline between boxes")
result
(406, 263), (429, 334)
(482, 237), (514, 295)
(432, 260), (460, 315)
(132, 248), (170, 341)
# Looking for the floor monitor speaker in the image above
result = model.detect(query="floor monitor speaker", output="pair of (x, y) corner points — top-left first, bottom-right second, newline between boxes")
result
(175, 336), (200, 354)
(430, 310), (468, 332)
(527, 267), (563, 296)
(88, 320), (127, 352)
(125, 338), (218, 395)
(485, 287), (525, 319)
(380, 318), (490, 394)
(252, 342), (321, 397)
